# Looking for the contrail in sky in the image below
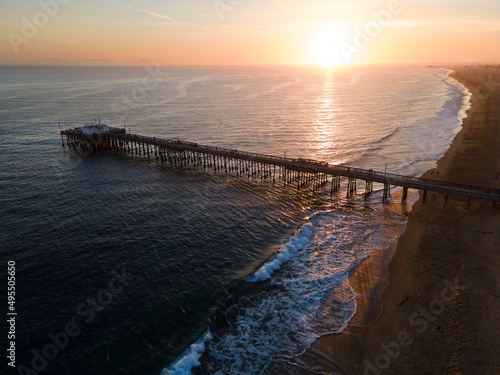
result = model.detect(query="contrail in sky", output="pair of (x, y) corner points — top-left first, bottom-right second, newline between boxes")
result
(106, 1), (213, 31)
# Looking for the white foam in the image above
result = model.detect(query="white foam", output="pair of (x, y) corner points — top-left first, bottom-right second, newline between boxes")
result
(203, 209), (405, 373)
(170, 67), (473, 374)
(247, 222), (314, 282)
(446, 70), (472, 133)
(161, 329), (212, 375)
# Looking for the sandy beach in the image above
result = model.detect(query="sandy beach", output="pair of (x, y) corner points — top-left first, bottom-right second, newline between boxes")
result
(304, 66), (500, 375)
(362, 67), (500, 374)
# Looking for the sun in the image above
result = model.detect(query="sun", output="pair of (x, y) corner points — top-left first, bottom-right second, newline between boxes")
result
(309, 31), (350, 67)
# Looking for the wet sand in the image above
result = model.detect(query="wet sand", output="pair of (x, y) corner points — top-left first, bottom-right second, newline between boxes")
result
(304, 66), (500, 374)
(362, 67), (500, 374)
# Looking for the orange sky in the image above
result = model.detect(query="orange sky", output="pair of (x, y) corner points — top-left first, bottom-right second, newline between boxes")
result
(1, 0), (500, 66)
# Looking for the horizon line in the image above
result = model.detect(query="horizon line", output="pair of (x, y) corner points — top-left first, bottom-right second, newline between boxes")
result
(1, 61), (499, 69)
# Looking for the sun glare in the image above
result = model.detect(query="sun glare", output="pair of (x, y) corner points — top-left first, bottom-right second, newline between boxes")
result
(309, 31), (350, 67)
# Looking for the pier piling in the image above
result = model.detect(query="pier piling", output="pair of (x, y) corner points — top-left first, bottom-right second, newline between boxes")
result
(401, 187), (408, 203)
(59, 129), (500, 205)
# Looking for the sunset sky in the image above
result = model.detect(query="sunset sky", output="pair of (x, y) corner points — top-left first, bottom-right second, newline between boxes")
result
(1, 0), (500, 66)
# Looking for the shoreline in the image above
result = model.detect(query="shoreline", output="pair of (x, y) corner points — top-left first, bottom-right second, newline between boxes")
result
(296, 238), (401, 374)
(303, 66), (500, 374)
(361, 67), (500, 374)
(166, 66), (498, 375)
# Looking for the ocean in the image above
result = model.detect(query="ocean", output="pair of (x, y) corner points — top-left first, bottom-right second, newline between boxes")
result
(0, 64), (470, 375)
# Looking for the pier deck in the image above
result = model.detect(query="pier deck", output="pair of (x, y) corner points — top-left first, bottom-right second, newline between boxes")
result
(60, 130), (500, 204)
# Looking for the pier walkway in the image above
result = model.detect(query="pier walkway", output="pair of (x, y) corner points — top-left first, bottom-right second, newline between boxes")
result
(60, 129), (500, 205)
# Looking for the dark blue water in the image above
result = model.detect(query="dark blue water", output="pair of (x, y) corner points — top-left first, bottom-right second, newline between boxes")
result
(0, 65), (469, 375)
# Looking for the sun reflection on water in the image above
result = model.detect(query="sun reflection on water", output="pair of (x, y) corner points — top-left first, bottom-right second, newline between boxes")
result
(310, 69), (348, 165)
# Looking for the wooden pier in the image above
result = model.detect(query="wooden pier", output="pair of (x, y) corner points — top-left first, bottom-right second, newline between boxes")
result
(60, 129), (500, 205)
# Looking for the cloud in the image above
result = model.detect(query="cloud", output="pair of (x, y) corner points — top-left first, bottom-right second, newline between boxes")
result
(106, 1), (213, 31)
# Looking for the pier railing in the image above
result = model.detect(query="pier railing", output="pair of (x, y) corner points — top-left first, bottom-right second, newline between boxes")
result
(60, 130), (500, 203)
